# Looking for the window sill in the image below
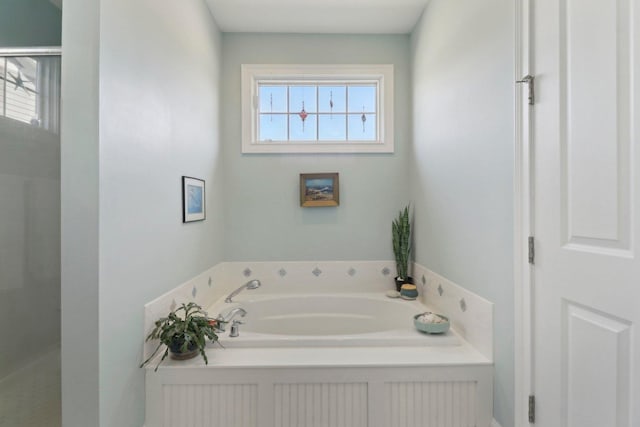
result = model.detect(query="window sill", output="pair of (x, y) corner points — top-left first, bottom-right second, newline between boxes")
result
(242, 140), (394, 154)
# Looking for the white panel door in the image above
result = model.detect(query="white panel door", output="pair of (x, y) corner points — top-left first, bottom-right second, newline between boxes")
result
(532, 0), (640, 426)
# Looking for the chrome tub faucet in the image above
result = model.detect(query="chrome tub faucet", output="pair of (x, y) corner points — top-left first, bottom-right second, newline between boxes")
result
(225, 279), (261, 303)
(215, 307), (247, 333)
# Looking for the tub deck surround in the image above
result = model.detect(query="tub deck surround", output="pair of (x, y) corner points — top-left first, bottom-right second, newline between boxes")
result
(144, 261), (494, 427)
(144, 261), (494, 360)
(147, 343), (490, 370)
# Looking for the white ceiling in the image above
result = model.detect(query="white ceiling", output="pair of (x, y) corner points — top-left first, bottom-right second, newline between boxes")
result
(205, 0), (430, 34)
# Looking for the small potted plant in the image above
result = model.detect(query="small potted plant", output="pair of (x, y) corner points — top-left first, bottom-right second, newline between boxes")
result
(140, 302), (222, 371)
(392, 204), (413, 291)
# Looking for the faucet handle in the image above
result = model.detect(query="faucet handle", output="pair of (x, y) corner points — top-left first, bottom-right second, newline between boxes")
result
(214, 315), (227, 332)
(229, 319), (244, 338)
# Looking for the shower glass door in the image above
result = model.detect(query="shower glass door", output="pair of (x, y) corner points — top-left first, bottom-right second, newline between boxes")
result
(0, 50), (61, 427)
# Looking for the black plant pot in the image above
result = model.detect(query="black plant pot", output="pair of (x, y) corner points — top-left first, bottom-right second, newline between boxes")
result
(169, 340), (199, 361)
(394, 276), (414, 292)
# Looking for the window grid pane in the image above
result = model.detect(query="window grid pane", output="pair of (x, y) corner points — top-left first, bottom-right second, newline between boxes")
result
(289, 113), (317, 140)
(348, 113), (376, 141)
(318, 86), (346, 113)
(259, 114), (287, 141)
(318, 114), (346, 141)
(258, 81), (378, 143)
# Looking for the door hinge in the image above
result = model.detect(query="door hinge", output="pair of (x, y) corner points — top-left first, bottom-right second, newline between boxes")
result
(528, 236), (535, 265)
(528, 395), (536, 423)
(517, 75), (535, 105)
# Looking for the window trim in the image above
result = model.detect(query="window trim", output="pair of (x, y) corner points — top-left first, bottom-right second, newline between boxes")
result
(241, 64), (394, 154)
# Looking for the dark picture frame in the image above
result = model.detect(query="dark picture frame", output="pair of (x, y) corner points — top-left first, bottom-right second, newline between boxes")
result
(182, 176), (205, 222)
(300, 173), (340, 207)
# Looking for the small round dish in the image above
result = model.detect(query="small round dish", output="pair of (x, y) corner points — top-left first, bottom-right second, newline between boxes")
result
(385, 290), (401, 298)
(413, 312), (450, 334)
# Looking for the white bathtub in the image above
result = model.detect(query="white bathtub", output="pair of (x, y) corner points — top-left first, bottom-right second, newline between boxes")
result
(207, 293), (460, 348)
(147, 280), (493, 427)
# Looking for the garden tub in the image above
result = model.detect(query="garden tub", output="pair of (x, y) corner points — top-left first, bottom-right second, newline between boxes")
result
(147, 289), (493, 427)
(207, 293), (460, 348)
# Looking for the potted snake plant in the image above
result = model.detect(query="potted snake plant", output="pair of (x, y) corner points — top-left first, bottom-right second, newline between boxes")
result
(140, 302), (222, 371)
(392, 204), (413, 291)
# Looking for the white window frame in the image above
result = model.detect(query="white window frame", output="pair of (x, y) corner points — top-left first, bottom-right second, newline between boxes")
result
(241, 64), (394, 154)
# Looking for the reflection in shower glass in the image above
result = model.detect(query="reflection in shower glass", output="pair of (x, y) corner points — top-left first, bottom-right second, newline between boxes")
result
(0, 54), (61, 427)
(0, 56), (60, 132)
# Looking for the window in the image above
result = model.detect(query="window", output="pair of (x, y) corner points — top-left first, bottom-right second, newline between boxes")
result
(0, 56), (60, 133)
(242, 64), (394, 154)
(0, 57), (38, 125)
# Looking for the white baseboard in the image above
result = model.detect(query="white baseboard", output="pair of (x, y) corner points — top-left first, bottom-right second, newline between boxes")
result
(491, 419), (503, 427)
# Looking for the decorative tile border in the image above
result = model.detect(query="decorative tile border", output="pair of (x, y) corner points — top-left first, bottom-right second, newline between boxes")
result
(221, 261), (398, 295)
(143, 263), (223, 361)
(412, 262), (493, 360)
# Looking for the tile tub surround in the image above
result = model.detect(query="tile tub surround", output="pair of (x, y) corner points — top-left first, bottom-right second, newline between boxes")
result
(413, 263), (494, 360)
(143, 264), (222, 362)
(144, 261), (493, 360)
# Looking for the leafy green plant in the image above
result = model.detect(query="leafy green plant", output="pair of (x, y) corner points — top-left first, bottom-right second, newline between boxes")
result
(392, 204), (411, 280)
(140, 302), (221, 371)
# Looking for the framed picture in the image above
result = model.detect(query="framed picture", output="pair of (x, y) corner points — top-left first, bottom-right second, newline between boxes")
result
(182, 176), (205, 222)
(300, 173), (340, 207)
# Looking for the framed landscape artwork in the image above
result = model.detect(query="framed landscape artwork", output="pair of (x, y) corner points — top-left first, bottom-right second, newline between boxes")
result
(300, 173), (340, 207)
(182, 176), (205, 222)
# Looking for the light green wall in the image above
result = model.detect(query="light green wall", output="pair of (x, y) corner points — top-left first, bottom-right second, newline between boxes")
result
(59, 4), (516, 425)
(61, 0), (99, 424)
(221, 33), (411, 262)
(61, 0), (224, 426)
(410, 1), (515, 426)
(0, 0), (61, 47)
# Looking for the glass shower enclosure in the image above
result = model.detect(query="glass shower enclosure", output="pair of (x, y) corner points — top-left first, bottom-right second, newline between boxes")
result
(0, 48), (61, 427)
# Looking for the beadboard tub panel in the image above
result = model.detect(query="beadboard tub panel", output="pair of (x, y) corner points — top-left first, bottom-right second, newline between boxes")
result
(162, 383), (258, 427)
(145, 365), (493, 427)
